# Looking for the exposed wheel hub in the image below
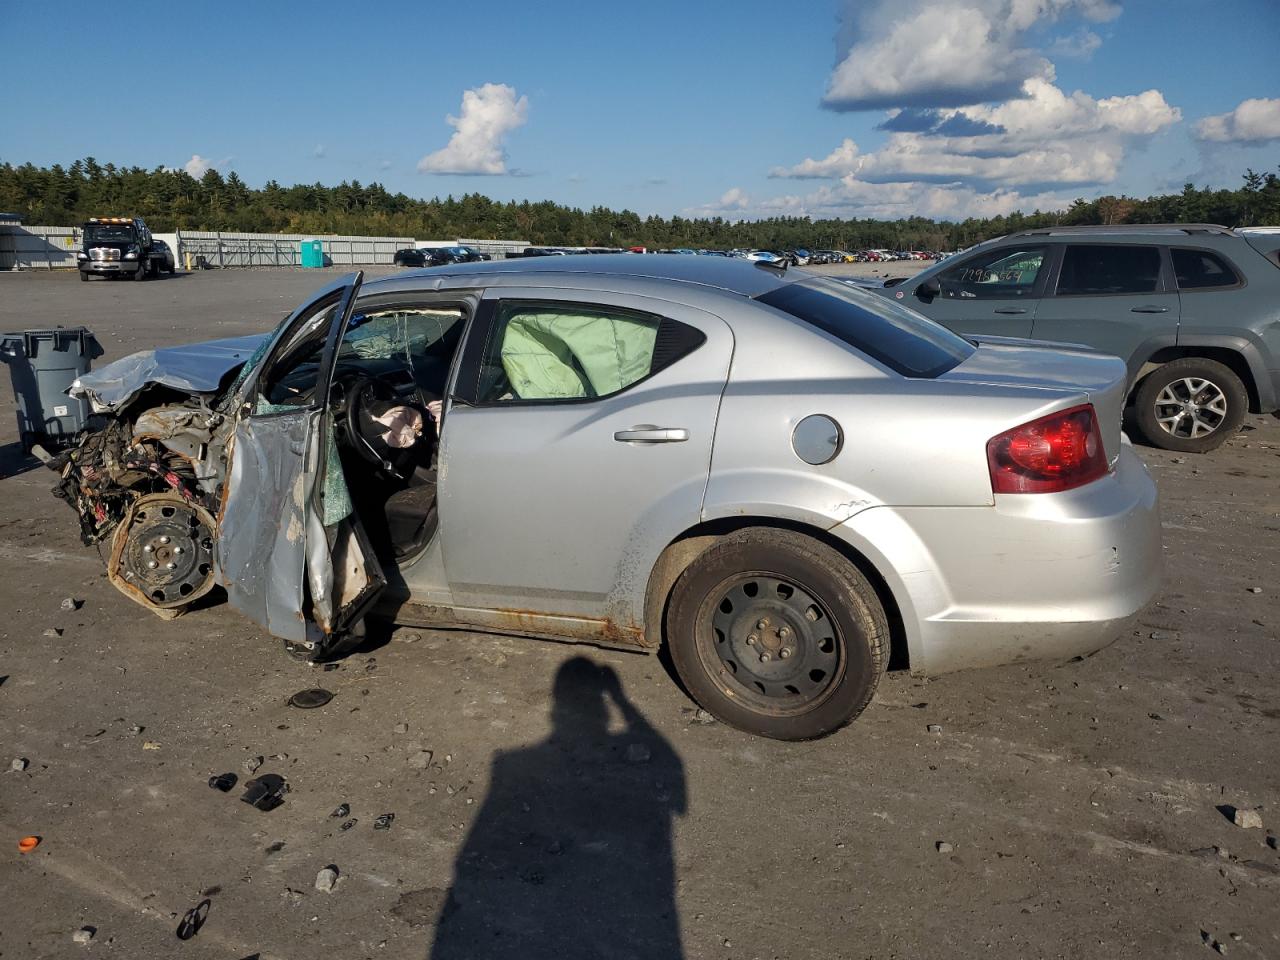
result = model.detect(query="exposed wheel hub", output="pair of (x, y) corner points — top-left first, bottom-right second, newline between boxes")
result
(709, 575), (840, 708)
(108, 494), (217, 613)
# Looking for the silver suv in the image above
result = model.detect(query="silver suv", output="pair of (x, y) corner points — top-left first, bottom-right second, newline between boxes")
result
(875, 225), (1280, 452)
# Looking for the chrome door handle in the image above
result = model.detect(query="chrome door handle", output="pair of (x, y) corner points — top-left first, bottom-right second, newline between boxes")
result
(1130, 305), (1169, 313)
(614, 426), (689, 443)
(993, 307), (1027, 314)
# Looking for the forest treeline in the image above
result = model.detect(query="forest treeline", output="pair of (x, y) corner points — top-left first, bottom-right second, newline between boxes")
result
(2, 158), (1278, 251)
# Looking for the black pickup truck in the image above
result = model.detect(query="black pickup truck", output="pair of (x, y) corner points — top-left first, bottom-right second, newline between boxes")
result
(77, 217), (174, 281)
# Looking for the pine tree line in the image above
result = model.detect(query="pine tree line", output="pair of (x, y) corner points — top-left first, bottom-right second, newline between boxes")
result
(2, 158), (1277, 251)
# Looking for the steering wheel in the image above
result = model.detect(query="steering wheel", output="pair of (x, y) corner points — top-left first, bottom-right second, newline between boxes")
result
(334, 375), (431, 480)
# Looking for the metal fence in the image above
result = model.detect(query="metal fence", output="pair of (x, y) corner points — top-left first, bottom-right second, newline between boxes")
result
(0, 225), (80, 269)
(175, 231), (415, 268)
(0, 226), (531, 270)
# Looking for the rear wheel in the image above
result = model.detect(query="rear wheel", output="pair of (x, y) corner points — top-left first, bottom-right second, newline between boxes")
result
(1134, 357), (1246, 453)
(666, 529), (887, 740)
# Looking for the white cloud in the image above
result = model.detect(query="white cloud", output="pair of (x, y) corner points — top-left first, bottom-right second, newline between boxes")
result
(824, 0), (1120, 111)
(314, 144), (326, 159)
(418, 83), (529, 176)
(1194, 98), (1280, 144)
(1049, 28), (1103, 58)
(772, 139), (861, 179)
(774, 78), (1179, 188)
(183, 154), (215, 177)
(688, 178), (1074, 223)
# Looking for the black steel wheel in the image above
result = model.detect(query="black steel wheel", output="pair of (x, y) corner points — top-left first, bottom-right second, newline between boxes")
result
(666, 528), (887, 740)
(107, 493), (217, 612)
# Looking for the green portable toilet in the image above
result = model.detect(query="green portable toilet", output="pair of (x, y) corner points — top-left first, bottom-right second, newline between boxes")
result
(300, 239), (324, 268)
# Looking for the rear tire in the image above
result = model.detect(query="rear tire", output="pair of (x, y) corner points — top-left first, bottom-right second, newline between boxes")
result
(1134, 357), (1247, 453)
(665, 529), (887, 740)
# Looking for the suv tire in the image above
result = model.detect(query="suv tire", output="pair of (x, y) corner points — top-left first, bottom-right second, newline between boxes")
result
(1134, 357), (1247, 453)
(665, 529), (887, 740)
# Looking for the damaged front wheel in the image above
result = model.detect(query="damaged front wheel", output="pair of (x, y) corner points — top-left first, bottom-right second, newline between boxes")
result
(107, 493), (217, 619)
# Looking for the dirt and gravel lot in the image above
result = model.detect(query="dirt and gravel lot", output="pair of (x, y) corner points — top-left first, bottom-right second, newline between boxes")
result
(1, 267), (1277, 960)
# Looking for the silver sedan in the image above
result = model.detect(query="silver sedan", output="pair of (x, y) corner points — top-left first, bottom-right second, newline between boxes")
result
(59, 256), (1161, 739)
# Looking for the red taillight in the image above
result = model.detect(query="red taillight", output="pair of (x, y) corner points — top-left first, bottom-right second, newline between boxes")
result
(987, 404), (1109, 494)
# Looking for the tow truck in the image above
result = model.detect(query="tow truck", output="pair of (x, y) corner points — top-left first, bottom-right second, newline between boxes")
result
(77, 217), (171, 281)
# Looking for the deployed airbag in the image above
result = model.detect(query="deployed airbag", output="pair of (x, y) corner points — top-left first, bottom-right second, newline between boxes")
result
(500, 309), (657, 400)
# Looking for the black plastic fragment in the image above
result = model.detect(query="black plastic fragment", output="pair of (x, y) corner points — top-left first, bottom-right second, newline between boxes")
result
(241, 773), (288, 812)
(176, 899), (210, 940)
(208, 772), (237, 793)
(288, 688), (334, 709)
(331, 803), (350, 819)
(340, 818), (357, 831)
(373, 813), (394, 831)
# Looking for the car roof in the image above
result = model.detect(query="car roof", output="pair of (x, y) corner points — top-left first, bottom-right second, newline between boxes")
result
(365, 253), (797, 298)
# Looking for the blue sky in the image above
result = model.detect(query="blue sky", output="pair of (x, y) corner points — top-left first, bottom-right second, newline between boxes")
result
(5, 0), (1278, 221)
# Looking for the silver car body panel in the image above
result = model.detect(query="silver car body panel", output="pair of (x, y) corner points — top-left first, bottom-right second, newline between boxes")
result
(831, 442), (1161, 674)
(65, 257), (1162, 674)
(218, 409), (319, 642)
(425, 283), (734, 641)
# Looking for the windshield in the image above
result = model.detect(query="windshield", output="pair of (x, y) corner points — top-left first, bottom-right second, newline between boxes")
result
(756, 277), (974, 378)
(85, 224), (135, 243)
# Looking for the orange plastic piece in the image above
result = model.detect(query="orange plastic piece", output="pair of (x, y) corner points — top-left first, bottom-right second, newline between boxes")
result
(17, 836), (40, 854)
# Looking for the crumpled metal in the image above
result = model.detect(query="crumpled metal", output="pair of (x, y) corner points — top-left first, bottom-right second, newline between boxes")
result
(70, 334), (270, 412)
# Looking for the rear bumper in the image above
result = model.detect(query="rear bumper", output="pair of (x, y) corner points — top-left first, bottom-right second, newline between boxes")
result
(832, 443), (1162, 675)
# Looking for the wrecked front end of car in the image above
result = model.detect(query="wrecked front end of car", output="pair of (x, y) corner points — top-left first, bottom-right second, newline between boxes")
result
(45, 273), (390, 661)
(47, 335), (269, 619)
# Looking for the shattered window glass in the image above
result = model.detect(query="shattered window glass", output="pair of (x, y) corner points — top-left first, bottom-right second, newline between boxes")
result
(340, 308), (463, 364)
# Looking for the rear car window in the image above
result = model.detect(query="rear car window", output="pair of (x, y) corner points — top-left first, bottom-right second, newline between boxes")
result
(757, 278), (974, 378)
(1171, 248), (1240, 289)
(1056, 244), (1161, 295)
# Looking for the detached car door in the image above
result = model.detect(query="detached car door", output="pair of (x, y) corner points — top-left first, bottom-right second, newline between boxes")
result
(218, 272), (386, 647)
(439, 287), (732, 631)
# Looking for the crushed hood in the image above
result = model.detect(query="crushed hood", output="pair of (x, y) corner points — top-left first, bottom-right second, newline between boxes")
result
(70, 334), (269, 412)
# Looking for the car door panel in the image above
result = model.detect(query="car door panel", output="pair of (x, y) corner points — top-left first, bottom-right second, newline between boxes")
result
(217, 272), (387, 646)
(437, 287), (733, 633)
(1030, 244), (1179, 374)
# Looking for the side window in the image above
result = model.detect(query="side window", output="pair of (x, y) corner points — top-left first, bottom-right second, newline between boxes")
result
(1172, 248), (1240, 290)
(1055, 244), (1161, 296)
(937, 246), (1047, 299)
(476, 301), (702, 403)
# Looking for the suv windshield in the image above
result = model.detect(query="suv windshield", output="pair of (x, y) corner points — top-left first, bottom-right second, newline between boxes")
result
(85, 224), (135, 243)
(757, 278), (974, 378)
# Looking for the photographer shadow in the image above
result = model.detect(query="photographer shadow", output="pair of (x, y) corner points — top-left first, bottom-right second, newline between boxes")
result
(430, 656), (687, 960)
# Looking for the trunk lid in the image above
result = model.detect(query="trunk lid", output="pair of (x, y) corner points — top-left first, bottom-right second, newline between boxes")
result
(940, 335), (1129, 463)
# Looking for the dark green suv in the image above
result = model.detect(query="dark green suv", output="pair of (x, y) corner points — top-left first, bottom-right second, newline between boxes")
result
(875, 224), (1280, 452)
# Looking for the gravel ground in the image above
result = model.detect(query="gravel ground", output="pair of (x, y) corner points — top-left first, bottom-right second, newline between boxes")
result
(0, 268), (1277, 960)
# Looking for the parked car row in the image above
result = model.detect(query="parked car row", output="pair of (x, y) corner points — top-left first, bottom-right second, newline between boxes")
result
(394, 246), (947, 265)
(392, 245), (492, 268)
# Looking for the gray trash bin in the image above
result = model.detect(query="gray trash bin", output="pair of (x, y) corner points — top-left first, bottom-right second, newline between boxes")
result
(0, 327), (103, 452)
